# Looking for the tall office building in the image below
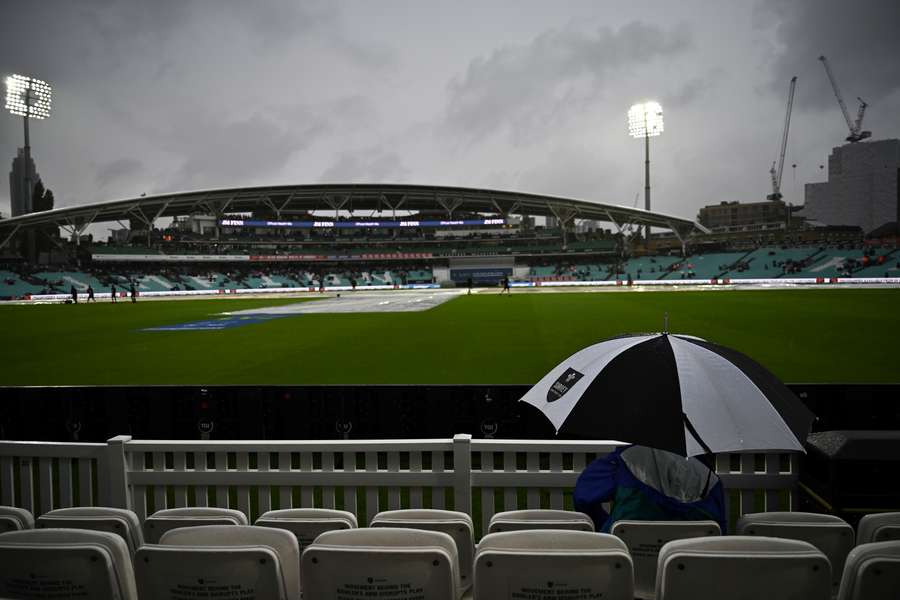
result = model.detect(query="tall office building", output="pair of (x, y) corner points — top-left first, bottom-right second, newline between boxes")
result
(801, 139), (900, 233)
(9, 148), (41, 217)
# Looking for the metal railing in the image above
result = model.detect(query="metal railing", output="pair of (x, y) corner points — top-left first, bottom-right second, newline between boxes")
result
(1, 435), (799, 536)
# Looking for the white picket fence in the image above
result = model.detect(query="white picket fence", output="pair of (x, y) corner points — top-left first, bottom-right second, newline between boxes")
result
(0, 435), (798, 536)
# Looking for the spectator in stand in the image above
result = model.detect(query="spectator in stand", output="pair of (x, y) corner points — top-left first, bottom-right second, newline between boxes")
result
(574, 445), (726, 534)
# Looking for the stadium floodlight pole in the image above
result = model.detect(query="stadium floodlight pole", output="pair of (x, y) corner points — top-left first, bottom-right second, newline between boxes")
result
(628, 101), (663, 245)
(5, 74), (52, 216)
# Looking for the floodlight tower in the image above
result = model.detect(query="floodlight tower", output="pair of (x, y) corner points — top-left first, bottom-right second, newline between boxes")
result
(5, 74), (52, 215)
(628, 101), (663, 244)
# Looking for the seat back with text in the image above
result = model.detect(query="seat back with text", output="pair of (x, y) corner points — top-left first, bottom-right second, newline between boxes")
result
(857, 512), (900, 544)
(0, 506), (34, 532)
(372, 509), (475, 593)
(301, 527), (458, 600)
(737, 511), (854, 593)
(37, 507), (144, 555)
(143, 507), (248, 544)
(611, 520), (721, 599)
(657, 536), (831, 600)
(488, 509), (594, 534)
(145, 525), (300, 600)
(255, 508), (356, 552)
(474, 529), (634, 600)
(837, 541), (900, 600)
(0, 528), (138, 600)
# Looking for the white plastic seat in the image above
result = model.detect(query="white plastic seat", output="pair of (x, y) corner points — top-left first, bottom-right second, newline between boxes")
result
(737, 511), (854, 594)
(857, 512), (900, 544)
(372, 509), (475, 594)
(474, 529), (633, 600)
(136, 525), (300, 600)
(255, 508), (357, 552)
(837, 540), (900, 600)
(143, 506), (249, 544)
(37, 506), (144, 555)
(487, 509), (594, 534)
(0, 506), (34, 531)
(0, 528), (138, 599)
(301, 527), (458, 600)
(611, 520), (721, 599)
(657, 536), (831, 600)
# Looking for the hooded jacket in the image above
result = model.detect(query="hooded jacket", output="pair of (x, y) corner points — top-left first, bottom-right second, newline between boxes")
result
(574, 445), (727, 533)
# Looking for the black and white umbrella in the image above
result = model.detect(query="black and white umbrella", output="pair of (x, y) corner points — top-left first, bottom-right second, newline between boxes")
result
(520, 333), (815, 456)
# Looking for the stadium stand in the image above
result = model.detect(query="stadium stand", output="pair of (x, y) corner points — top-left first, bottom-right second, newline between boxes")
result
(619, 255), (684, 280)
(0, 270), (47, 297)
(2, 497), (899, 598)
(665, 252), (746, 279)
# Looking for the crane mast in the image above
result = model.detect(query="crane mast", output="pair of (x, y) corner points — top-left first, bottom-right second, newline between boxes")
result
(768, 76), (797, 201)
(819, 55), (871, 143)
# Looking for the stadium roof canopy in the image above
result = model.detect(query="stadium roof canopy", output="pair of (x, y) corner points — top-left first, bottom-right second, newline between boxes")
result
(0, 183), (708, 244)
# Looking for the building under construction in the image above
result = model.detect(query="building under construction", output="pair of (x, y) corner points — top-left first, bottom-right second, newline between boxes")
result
(801, 138), (900, 234)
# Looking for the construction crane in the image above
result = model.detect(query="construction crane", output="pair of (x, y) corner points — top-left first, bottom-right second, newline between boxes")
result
(819, 55), (871, 143)
(768, 76), (797, 201)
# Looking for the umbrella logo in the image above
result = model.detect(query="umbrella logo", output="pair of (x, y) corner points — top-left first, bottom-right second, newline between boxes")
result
(546, 367), (584, 403)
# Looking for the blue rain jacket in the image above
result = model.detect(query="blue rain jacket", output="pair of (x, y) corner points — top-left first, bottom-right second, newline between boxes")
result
(574, 445), (727, 533)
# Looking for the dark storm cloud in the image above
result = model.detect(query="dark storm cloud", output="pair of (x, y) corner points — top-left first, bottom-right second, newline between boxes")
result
(96, 158), (143, 188)
(665, 73), (720, 109)
(761, 0), (900, 109)
(444, 21), (692, 144)
(319, 148), (409, 183)
(166, 109), (330, 191)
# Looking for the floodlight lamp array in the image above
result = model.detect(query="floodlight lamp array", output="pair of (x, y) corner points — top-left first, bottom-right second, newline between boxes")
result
(628, 101), (663, 138)
(5, 74), (52, 119)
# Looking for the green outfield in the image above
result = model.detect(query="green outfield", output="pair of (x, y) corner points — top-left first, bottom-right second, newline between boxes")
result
(0, 288), (897, 385)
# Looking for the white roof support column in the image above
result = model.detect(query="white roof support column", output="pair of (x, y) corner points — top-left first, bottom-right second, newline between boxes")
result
(61, 210), (99, 245)
(324, 195), (349, 219)
(381, 194), (406, 219)
(549, 204), (579, 247)
(436, 196), (464, 219)
(261, 197), (280, 220)
(668, 221), (697, 258)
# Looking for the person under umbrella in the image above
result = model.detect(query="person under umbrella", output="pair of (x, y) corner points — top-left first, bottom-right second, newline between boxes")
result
(573, 444), (726, 533)
(521, 331), (815, 532)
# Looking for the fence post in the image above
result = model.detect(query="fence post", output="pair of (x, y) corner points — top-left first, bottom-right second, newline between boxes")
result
(105, 435), (132, 509)
(453, 434), (472, 516)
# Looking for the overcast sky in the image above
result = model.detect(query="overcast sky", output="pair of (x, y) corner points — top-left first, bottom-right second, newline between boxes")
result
(1, 0), (898, 224)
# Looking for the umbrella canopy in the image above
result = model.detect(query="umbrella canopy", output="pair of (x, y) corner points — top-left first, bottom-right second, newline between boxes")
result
(520, 333), (815, 456)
